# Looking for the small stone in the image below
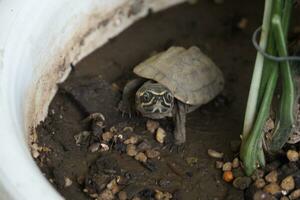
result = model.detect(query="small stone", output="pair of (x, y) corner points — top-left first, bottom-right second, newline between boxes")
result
(253, 190), (275, 200)
(287, 150), (299, 162)
(154, 189), (172, 200)
(102, 132), (114, 142)
(89, 143), (100, 152)
(280, 197), (289, 200)
(223, 171), (234, 182)
(263, 183), (281, 195)
(135, 152), (147, 163)
(237, 18), (248, 29)
(31, 143), (41, 158)
(64, 177), (73, 187)
(118, 191), (127, 200)
(289, 189), (300, 200)
(124, 136), (139, 145)
(263, 118), (275, 133)
(126, 144), (138, 157)
(251, 169), (265, 181)
(156, 128), (166, 144)
(123, 126), (134, 132)
(74, 131), (90, 145)
(145, 149), (160, 159)
(255, 178), (266, 189)
(97, 189), (114, 200)
(281, 176), (295, 191)
(232, 167), (245, 177)
(215, 161), (224, 169)
(265, 170), (278, 183)
(207, 149), (224, 159)
(222, 162), (232, 171)
(132, 197), (141, 200)
(146, 120), (159, 133)
(107, 179), (120, 194)
(186, 157), (198, 166)
(232, 158), (240, 168)
(137, 140), (152, 151)
(100, 143), (110, 152)
(233, 177), (252, 190)
(158, 179), (171, 188)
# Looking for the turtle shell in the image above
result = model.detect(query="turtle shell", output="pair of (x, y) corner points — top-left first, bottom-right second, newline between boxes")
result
(133, 46), (224, 105)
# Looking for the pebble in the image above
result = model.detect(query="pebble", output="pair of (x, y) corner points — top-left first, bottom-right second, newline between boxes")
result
(118, 191), (127, 200)
(135, 152), (147, 163)
(126, 144), (138, 157)
(100, 143), (110, 152)
(146, 120), (159, 133)
(232, 167), (245, 177)
(97, 189), (114, 200)
(237, 18), (248, 30)
(123, 126), (134, 132)
(124, 136), (139, 145)
(158, 179), (171, 188)
(107, 179), (120, 194)
(64, 177), (73, 187)
(207, 149), (224, 159)
(263, 118), (275, 133)
(265, 170), (278, 183)
(255, 178), (266, 189)
(281, 176), (295, 191)
(74, 131), (90, 145)
(222, 162), (232, 171)
(289, 189), (300, 200)
(132, 197), (141, 200)
(280, 197), (289, 200)
(89, 143), (100, 152)
(154, 190), (172, 200)
(251, 169), (265, 181)
(233, 176), (252, 190)
(215, 161), (224, 169)
(232, 158), (240, 168)
(253, 190), (275, 200)
(137, 140), (152, 151)
(223, 171), (234, 182)
(287, 150), (299, 162)
(186, 157), (198, 166)
(145, 149), (160, 159)
(102, 132), (114, 142)
(156, 128), (166, 144)
(263, 183), (281, 195)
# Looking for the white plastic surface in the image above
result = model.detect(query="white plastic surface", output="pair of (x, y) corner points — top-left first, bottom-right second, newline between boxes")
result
(0, 0), (185, 199)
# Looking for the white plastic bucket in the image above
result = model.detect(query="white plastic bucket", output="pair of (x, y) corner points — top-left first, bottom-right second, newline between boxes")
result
(0, 0), (186, 199)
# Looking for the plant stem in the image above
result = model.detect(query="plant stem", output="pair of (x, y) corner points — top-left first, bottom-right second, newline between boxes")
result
(270, 13), (295, 151)
(242, 0), (273, 139)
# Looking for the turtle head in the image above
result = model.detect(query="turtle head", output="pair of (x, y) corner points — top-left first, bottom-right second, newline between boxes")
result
(136, 82), (174, 119)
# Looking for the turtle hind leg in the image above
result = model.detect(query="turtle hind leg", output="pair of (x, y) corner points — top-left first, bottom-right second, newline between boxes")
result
(173, 101), (188, 144)
(119, 78), (145, 117)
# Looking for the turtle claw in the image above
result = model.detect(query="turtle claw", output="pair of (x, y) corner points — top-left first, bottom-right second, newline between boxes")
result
(118, 100), (133, 118)
(164, 143), (185, 153)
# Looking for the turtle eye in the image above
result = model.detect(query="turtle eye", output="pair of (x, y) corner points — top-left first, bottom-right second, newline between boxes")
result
(142, 92), (152, 102)
(164, 92), (173, 103)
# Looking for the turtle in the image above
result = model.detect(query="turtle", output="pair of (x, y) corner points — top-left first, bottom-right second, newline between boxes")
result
(119, 46), (224, 145)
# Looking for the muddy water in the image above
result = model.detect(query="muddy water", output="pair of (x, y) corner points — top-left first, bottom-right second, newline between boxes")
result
(35, 1), (266, 199)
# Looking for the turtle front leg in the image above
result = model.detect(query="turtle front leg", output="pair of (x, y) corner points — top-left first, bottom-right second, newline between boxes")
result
(119, 78), (145, 117)
(173, 101), (188, 145)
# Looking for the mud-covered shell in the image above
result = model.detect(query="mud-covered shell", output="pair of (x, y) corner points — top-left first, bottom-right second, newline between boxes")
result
(133, 46), (224, 105)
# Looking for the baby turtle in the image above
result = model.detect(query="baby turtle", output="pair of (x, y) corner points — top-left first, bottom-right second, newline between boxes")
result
(119, 46), (224, 145)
